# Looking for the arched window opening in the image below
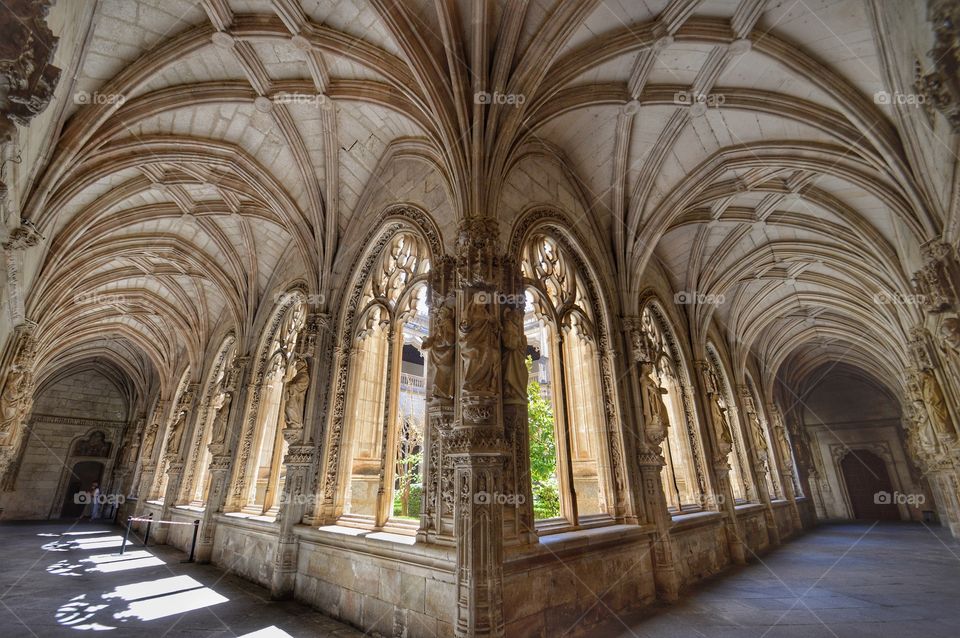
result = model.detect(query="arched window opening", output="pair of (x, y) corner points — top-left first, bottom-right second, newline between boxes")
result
(640, 305), (706, 512)
(522, 234), (611, 525)
(242, 300), (306, 516)
(705, 345), (753, 503)
(341, 232), (430, 529)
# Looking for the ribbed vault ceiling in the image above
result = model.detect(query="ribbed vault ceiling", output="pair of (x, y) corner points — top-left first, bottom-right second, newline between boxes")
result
(17, 0), (952, 408)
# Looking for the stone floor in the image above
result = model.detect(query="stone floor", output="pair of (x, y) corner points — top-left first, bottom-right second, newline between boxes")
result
(0, 520), (362, 637)
(2, 522), (959, 637)
(595, 522), (960, 638)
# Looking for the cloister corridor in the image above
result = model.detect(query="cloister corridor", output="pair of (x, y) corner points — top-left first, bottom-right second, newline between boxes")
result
(1, 521), (958, 637)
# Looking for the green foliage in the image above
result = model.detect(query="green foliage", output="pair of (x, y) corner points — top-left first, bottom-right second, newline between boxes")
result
(527, 357), (561, 519)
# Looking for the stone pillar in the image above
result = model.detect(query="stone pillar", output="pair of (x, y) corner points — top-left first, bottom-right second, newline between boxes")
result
(157, 384), (199, 543)
(195, 453), (231, 563)
(637, 453), (680, 601)
(695, 359), (747, 565)
(769, 405), (802, 531)
(738, 385), (780, 547)
(419, 256), (457, 544)
(448, 218), (511, 637)
(271, 443), (314, 598)
(624, 316), (680, 600)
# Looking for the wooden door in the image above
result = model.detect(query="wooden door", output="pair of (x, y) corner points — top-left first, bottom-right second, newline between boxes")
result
(840, 451), (899, 521)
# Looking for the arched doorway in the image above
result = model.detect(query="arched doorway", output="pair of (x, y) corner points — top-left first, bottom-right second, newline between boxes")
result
(59, 461), (104, 519)
(840, 451), (899, 520)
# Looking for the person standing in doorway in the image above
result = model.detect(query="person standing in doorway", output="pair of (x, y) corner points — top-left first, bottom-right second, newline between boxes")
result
(90, 482), (101, 520)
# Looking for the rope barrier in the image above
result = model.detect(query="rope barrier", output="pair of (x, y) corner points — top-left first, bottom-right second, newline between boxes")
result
(127, 517), (198, 526)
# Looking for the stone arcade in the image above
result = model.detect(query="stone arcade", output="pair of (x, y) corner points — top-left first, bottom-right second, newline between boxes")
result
(1, 0), (960, 636)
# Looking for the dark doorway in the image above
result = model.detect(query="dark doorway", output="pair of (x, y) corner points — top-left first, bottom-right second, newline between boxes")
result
(59, 461), (104, 519)
(840, 451), (899, 521)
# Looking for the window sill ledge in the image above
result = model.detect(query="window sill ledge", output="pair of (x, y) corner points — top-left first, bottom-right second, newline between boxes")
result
(295, 524), (455, 569)
(670, 510), (724, 532)
(172, 504), (205, 513)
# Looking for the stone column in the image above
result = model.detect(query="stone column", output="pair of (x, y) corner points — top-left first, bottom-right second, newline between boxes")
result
(134, 402), (165, 514)
(419, 256), (457, 544)
(637, 452), (680, 601)
(624, 317), (680, 600)
(769, 405), (802, 531)
(738, 385), (780, 547)
(694, 360), (747, 565)
(271, 443), (314, 598)
(270, 312), (321, 597)
(196, 355), (248, 562)
(157, 384), (199, 543)
(448, 218), (509, 637)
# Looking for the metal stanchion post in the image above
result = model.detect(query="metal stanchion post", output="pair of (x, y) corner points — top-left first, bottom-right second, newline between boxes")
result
(144, 512), (154, 547)
(182, 520), (200, 563)
(120, 516), (132, 555)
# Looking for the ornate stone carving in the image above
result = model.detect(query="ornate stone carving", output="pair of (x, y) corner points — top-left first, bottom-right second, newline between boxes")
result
(1, 224), (43, 250)
(639, 361), (669, 449)
(423, 304), (455, 400)
(73, 430), (111, 457)
(282, 354), (309, 429)
(459, 294), (500, 396)
(916, 0), (960, 132)
(911, 241), (959, 313)
(500, 306), (527, 403)
(920, 369), (955, 439)
(0, 0), (62, 146)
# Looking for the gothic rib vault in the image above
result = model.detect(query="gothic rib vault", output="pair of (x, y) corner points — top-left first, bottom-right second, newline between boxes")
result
(1, 0), (960, 636)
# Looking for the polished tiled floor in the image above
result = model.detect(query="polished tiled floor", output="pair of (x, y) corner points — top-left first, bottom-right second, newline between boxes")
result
(0, 520), (361, 637)
(598, 522), (960, 638)
(2, 521), (958, 637)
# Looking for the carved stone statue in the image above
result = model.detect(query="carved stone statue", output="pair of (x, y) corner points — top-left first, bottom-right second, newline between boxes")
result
(501, 307), (528, 402)
(921, 371), (955, 438)
(283, 356), (310, 429)
(74, 431), (110, 457)
(709, 395), (733, 453)
(0, 367), (27, 434)
(422, 305), (456, 400)
(639, 362), (669, 446)
(167, 409), (188, 455)
(141, 422), (159, 459)
(459, 297), (499, 395)
(210, 388), (232, 445)
(941, 316), (960, 354)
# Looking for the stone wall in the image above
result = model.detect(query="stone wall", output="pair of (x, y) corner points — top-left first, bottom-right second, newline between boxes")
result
(210, 516), (280, 589)
(671, 514), (731, 588)
(0, 369), (126, 520)
(737, 505), (773, 555)
(293, 527), (457, 637)
(502, 526), (656, 637)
